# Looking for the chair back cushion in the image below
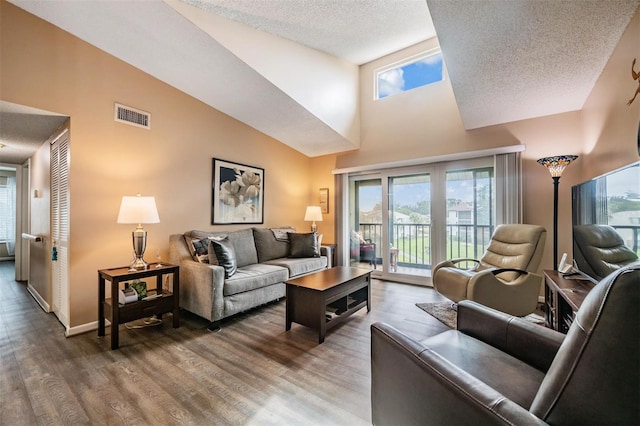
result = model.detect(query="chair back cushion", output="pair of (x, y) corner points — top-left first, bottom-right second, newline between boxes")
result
(573, 224), (638, 280)
(530, 263), (640, 425)
(479, 224), (546, 280)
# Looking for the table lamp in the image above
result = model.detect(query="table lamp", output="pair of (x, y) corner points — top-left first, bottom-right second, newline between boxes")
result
(117, 194), (160, 270)
(304, 206), (323, 233)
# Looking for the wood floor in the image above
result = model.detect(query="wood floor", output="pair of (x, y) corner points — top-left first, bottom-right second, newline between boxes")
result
(0, 261), (449, 425)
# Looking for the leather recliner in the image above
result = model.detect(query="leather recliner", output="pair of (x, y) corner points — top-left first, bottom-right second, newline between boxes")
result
(432, 224), (546, 316)
(371, 263), (639, 425)
(573, 224), (638, 281)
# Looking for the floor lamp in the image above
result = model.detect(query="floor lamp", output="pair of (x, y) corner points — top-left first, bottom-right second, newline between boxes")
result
(537, 155), (578, 270)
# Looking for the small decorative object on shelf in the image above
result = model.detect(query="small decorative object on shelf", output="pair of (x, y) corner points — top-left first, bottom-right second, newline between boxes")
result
(130, 280), (147, 299)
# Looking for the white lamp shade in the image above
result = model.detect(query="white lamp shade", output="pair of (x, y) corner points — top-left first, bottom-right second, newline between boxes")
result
(304, 206), (323, 222)
(117, 195), (160, 224)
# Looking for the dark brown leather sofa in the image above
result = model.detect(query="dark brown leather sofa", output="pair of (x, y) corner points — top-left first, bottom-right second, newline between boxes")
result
(371, 263), (639, 425)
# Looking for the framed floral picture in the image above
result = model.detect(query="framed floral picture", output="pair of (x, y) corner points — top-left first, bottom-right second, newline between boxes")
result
(212, 158), (264, 224)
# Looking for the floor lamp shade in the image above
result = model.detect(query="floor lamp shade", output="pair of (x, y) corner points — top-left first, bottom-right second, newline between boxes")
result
(117, 195), (160, 270)
(304, 206), (323, 233)
(537, 155), (578, 270)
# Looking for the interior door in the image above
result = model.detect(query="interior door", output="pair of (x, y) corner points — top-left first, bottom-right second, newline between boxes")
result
(51, 126), (70, 328)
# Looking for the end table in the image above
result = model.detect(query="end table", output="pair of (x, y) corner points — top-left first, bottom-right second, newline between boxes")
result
(98, 263), (179, 349)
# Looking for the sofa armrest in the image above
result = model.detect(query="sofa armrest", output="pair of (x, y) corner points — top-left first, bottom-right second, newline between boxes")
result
(177, 259), (225, 322)
(371, 322), (547, 425)
(457, 301), (564, 372)
(320, 245), (332, 268)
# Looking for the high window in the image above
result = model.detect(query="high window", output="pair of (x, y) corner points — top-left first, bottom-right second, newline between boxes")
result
(375, 49), (444, 99)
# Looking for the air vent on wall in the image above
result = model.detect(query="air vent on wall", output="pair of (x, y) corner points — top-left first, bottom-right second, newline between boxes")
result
(114, 103), (151, 129)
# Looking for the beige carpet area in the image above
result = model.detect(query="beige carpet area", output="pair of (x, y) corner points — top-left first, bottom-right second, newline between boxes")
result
(416, 301), (545, 329)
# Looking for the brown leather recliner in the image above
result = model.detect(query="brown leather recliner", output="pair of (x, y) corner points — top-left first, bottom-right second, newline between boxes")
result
(371, 263), (639, 425)
(573, 224), (638, 281)
(432, 224), (547, 316)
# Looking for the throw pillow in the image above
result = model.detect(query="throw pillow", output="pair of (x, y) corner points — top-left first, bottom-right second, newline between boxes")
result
(186, 236), (210, 263)
(209, 238), (237, 278)
(288, 232), (320, 258)
(253, 228), (291, 262)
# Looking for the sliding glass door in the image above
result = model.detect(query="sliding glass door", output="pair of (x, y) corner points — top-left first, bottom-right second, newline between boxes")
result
(444, 167), (494, 267)
(388, 173), (432, 279)
(347, 158), (495, 285)
(349, 178), (382, 270)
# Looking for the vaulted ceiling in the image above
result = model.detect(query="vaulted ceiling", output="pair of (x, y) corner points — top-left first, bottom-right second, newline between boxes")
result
(2, 0), (639, 164)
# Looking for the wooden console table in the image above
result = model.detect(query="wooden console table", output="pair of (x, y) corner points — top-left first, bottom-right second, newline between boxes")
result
(98, 263), (179, 349)
(544, 270), (596, 334)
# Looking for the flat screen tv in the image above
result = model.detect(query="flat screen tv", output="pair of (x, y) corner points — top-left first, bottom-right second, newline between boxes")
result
(571, 161), (640, 280)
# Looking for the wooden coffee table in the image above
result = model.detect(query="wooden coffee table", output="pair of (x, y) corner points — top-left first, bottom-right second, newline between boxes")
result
(285, 266), (371, 343)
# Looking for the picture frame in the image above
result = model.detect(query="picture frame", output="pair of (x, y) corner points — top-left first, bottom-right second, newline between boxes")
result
(212, 158), (264, 224)
(319, 187), (329, 214)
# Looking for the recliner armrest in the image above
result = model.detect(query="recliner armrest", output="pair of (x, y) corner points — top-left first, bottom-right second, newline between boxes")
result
(457, 301), (564, 372)
(371, 322), (547, 425)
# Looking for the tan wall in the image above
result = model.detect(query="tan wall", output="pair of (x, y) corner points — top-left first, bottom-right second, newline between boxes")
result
(581, 7), (640, 180)
(308, 154), (338, 244)
(1, 1), (315, 327)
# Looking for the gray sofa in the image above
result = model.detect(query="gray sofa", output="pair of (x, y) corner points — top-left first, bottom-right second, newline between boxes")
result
(169, 227), (331, 330)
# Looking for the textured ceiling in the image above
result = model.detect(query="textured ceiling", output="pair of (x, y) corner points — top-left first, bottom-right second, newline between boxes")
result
(0, 102), (68, 165)
(2, 0), (639, 162)
(427, 0), (640, 129)
(181, 0), (434, 65)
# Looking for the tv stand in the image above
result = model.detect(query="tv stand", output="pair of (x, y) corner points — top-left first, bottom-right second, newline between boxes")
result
(543, 270), (596, 333)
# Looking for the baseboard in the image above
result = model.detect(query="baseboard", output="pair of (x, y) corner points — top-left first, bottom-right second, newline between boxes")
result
(66, 319), (111, 337)
(27, 283), (51, 313)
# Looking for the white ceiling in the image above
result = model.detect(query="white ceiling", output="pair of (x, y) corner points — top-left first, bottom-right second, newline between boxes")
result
(2, 0), (639, 163)
(180, 0), (435, 65)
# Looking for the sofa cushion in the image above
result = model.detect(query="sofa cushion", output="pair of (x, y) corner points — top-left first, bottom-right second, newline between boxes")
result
(184, 229), (257, 267)
(421, 330), (545, 409)
(223, 263), (289, 296)
(265, 256), (327, 278)
(253, 227), (291, 262)
(226, 228), (259, 267)
(288, 232), (320, 258)
(209, 238), (237, 278)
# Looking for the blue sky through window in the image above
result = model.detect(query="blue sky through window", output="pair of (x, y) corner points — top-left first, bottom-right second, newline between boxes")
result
(377, 51), (443, 99)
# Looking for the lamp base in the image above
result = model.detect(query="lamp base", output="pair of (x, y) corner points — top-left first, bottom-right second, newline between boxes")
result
(129, 256), (149, 271)
(129, 228), (148, 271)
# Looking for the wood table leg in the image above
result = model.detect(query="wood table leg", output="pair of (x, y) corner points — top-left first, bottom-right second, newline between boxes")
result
(111, 279), (119, 350)
(285, 286), (292, 331)
(98, 274), (105, 337)
(172, 271), (180, 328)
